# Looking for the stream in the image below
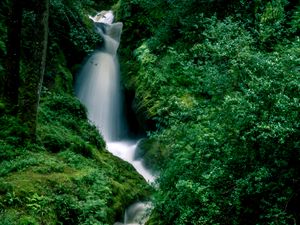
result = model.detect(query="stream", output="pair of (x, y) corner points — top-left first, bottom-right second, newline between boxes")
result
(75, 10), (155, 225)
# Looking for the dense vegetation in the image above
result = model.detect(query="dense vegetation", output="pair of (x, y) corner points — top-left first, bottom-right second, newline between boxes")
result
(1, 0), (299, 224)
(0, 93), (150, 224)
(116, 0), (300, 224)
(0, 0), (150, 224)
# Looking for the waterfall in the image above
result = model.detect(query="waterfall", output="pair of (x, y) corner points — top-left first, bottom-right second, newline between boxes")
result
(75, 20), (125, 142)
(75, 11), (155, 225)
(75, 51), (122, 141)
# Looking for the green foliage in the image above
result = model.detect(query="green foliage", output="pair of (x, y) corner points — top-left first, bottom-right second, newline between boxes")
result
(151, 36), (299, 225)
(118, 0), (300, 224)
(38, 93), (106, 157)
(0, 0), (298, 223)
(1, 65), (150, 225)
(0, 91), (151, 224)
(43, 0), (117, 95)
(49, 0), (100, 52)
(0, 0), (151, 224)
(0, 116), (29, 147)
(50, 169), (111, 225)
(137, 138), (167, 171)
(257, 0), (288, 47)
(19, 216), (39, 225)
(40, 93), (87, 119)
(0, 154), (40, 177)
(289, 4), (300, 33)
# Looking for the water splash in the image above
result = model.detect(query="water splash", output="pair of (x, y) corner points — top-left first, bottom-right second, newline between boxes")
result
(107, 140), (155, 183)
(75, 13), (124, 141)
(75, 11), (155, 225)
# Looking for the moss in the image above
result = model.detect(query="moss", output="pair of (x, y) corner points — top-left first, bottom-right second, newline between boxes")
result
(0, 149), (151, 224)
(0, 93), (151, 224)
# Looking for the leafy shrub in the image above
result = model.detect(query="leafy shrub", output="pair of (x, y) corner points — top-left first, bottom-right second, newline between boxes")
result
(0, 211), (18, 225)
(57, 150), (87, 169)
(39, 125), (71, 153)
(53, 194), (80, 224)
(122, 1), (300, 223)
(0, 141), (20, 162)
(151, 33), (299, 225)
(0, 115), (29, 146)
(40, 94), (87, 120)
(38, 93), (105, 156)
(137, 138), (167, 171)
(0, 154), (41, 177)
(19, 216), (38, 225)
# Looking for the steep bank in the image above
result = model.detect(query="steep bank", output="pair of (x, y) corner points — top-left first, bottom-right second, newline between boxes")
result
(117, 0), (300, 224)
(0, 1), (153, 224)
(0, 93), (151, 224)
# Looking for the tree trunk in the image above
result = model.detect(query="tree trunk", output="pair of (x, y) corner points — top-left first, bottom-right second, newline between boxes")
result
(3, 0), (22, 108)
(18, 0), (49, 140)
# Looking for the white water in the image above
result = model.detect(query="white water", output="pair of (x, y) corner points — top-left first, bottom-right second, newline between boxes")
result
(75, 51), (124, 141)
(107, 141), (155, 183)
(75, 11), (155, 225)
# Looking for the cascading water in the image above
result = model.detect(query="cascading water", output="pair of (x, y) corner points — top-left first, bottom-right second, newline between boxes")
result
(75, 10), (155, 225)
(75, 12), (124, 142)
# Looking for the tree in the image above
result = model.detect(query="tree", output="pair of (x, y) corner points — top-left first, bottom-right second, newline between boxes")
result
(18, 0), (49, 139)
(3, 0), (22, 108)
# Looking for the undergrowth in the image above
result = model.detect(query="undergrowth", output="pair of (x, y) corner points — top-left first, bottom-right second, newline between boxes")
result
(0, 93), (151, 224)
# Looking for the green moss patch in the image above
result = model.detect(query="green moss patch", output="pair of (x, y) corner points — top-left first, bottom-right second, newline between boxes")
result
(0, 93), (151, 224)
